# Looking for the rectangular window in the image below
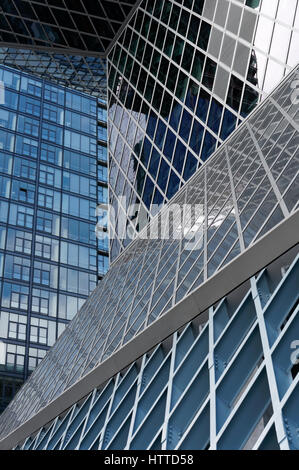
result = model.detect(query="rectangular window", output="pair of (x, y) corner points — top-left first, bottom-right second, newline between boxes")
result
(59, 267), (96, 295)
(98, 126), (108, 141)
(20, 77), (42, 97)
(0, 110), (17, 130)
(66, 91), (96, 115)
(42, 122), (63, 144)
(0, 152), (12, 174)
(33, 261), (58, 288)
(39, 165), (61, 188)
(0, 200), (8, 223)
(28, 348), (47, 371)
(62, 171), (96, 198)
(17, 115), (39, 137)
(32, 288), (57, 317)
(30, 318), (56, 346)
(5, 344), (25, 372)
(7, 313), (27, 341)
(58, 294), (85, 320)
(19, 95), (41, 117)
(98, 145), (107, 162)
(6, 229), (32, 255)
(36, 210), (60, 236)
(60, 241), (96, 270)
(11, 180), (35, 204)
(98, 254), (109, 276)
(43, 103), (64, 125)
(15, 136), (38, 158)
(62, 194), (96, 221)
(30, 318), (48, 345)
(1, 282), (29, 310)
(0, 226), (6, 249)
(44, 84), (64, 105)
(35, 235), (59, 261)
(65, 110), (97, 135)
(1, 89), (18, 110)
(4, 255), (30, 282)
(9, 204), (34, 228)
(0, 176), (10, 198)
(63, 150), (96, 176)
(13, 157), (36, 181)
(98, 164), (108, 183)
(64, 130), (97, 155)
(98, 185), (108, 204)
(38, 187), (61, 212)
(61, 217), (96, 245)
(0, 130), (15, 152)
(0, 68), (20, 90)
(40, 143), (62, 166)
(98, 107), (107, 122)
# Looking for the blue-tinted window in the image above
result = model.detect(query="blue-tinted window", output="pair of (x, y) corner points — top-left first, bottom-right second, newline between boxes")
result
(183, 152), (198, 181)
(201, 132), (217, 161)
(208, 99), (223, 134)
(0, 69), (20, 90)
(20, 77), (42, 97)
(196, 89), (210, 123)
(0, 130), (15, 152)
(15, 136), (38, 158)
(220, 109), (237, 141)
(19, 95), (40, 116)
(190, 120), (204, 154)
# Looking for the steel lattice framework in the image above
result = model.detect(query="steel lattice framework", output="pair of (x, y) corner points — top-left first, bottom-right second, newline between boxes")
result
(12, 250), (299, 450)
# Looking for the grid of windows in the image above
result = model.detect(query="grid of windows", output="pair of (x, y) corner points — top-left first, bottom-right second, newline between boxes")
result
(107, 0), (299, 260)
(0, 64), (109, 411)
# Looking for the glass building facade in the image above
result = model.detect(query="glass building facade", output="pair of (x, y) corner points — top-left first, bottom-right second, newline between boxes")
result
(0, 65), (109, 413)
(0, 65), (297, 449)
(107, 0), (299, 260)
(0, 0), (297, 452)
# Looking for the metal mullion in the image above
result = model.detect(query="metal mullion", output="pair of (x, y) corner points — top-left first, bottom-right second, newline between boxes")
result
(113, 27), (221, 164)
(99, 252), (150, 355)
(97, 374), (120, 450)
(125, 354), (146, 449)
(76, 388), (98, 449)
(225, 146), (245, 251)
(245, 124), (290, 217)
(78, 251), (139, 370)
(209, 306), (216, 449)
(119, 240), (162, 346)
(250, 277), (290, 450)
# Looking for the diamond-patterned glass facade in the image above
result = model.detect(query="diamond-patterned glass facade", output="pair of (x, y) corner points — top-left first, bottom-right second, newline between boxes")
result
(107, 0), (299, 260)
(11, 247), (299, 450)
(0, 65), (297, 445)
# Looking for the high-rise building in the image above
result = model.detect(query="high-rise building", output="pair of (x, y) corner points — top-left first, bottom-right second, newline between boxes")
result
(107, 0), (299, 259)
(0, 65), (109, 413)
(0, 0), (298, 451)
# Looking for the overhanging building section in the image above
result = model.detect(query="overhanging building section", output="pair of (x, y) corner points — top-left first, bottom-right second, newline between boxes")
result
(0, 0), (143, 97)
(0, 64), (298, 447)
(107, 0), (299, 260)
